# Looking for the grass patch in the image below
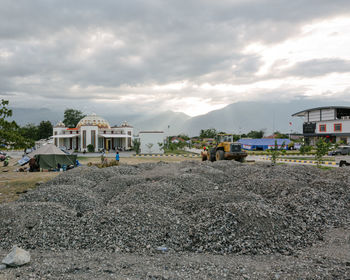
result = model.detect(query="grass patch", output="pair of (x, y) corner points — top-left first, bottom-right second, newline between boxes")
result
(164, 149), (196, 155)
(247, 150), (316, 156)
(278, 157), (335, 161)
(0, 173), (57, 204)
(317, 166), (336, 170)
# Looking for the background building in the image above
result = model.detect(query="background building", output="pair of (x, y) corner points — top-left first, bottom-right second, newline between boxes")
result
(53, 113), (133, 152)
(139, 131), (164, 154)
(238, 138), (290, 151)
(292, 106), (350, 145)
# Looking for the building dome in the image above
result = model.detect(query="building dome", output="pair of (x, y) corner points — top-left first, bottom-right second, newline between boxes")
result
(76, 113), (111, 129)
(55, 121), (65, 128)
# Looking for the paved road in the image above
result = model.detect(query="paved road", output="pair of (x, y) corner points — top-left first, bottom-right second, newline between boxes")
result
(75, 151), (135, 158)
(250, 155), (338, 168)
(4, 149), (339, 168)
(3, 150), (136, 159)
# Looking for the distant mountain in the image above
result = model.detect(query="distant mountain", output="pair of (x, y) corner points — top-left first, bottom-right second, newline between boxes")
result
(181, 99), (350, 136)
(9, 107), (191, 135)
(131, 111), (191, 134)
(9, 99), (350, 137)
(9, 108), (62, 125)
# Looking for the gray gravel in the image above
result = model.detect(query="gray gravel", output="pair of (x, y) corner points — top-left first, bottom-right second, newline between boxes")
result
(1, 161), (350, 279)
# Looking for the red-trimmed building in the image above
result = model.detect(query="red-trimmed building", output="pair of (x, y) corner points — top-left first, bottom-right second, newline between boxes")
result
(53, 113), (133, 152)
(292, 106), (350, 145)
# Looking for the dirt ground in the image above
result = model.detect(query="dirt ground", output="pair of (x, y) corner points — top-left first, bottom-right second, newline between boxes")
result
(0, 156), (200, 203)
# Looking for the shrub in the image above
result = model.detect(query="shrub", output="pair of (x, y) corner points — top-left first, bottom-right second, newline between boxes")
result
(87, 144), (94, 152)
(299, 145), (312, 155)
(267, 140), (285, 165)
(315, 138), (331, 167)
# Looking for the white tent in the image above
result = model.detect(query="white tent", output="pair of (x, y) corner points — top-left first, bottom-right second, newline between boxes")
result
(27, 144), (66, 157)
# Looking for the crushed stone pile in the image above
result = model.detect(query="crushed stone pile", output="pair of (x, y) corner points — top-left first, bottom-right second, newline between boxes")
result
(1, 161), (349, 255)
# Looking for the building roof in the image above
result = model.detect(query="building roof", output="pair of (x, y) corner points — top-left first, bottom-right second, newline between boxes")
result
(76, 113), (111, 129)
(292, 106), (350, 117)
(54, 121), (65, 128)
(238, 138), (290, 146)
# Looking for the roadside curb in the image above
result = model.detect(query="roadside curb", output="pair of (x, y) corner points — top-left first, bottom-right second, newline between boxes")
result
(260, 157), (337, 166)
(134, 154), (200, 158)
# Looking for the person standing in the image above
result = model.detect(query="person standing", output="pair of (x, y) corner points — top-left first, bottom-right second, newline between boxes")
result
(115, 151), (120, 162)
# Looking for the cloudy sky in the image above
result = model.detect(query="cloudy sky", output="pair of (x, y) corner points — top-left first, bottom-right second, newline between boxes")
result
(1, 0), (350, 118)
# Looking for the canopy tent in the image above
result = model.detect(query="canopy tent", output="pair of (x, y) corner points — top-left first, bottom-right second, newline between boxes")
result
(35, 154), (77, 170)
(28, 144), (65, 157)
(26, 144), (77, 170)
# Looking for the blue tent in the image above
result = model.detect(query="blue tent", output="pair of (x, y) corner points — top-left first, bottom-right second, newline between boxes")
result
(238, 138), (290, 151)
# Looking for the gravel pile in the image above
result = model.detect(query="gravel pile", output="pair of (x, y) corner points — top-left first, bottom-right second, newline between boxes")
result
(1, 161), (349, 256)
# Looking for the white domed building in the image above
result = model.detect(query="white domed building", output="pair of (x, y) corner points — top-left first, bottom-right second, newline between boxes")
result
(53, 114), (133, 152)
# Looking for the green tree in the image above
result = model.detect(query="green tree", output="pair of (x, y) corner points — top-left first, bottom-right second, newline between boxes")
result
(232, 134), (240, 142)
(200, 128), (217, 139)
(267, 140), (286, 165)
(63, 109), (86, 128)
(37, 121), (53, 140)
(0, 100), (33, 148)
(247, 130), (264, 138)
(177, 134), (190, 141)
(19, 124), (39, 141)
(299, 145), (312, 154)
(274, 131), (289, 138)
(133, 138), (141, 154)
(315, 138), (331, 167)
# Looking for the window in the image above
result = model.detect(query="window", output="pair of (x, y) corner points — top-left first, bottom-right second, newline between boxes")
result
(334, 123), (342, 132)
(91, 130), (96, 147)
(319, 124), (326, 132)
(83, 130), (86, 148)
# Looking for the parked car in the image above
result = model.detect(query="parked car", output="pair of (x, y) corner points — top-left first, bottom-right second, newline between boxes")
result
(328, 145), (350, 156)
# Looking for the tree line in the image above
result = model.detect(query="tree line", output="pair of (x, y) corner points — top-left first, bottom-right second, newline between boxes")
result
(199, 128), (289, 139)
(0, 99), (85, 149)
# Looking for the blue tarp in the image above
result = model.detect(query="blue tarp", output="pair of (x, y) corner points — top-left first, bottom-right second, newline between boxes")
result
(18, 156), (30, 166)
(238, 138), (290, 151)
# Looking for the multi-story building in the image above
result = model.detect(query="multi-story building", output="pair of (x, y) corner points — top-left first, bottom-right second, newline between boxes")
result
(53, 113), (133, 152)
(292, 106), (350, 145)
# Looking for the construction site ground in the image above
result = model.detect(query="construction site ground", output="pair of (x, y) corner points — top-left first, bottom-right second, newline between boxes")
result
(0, 158), (349, 279)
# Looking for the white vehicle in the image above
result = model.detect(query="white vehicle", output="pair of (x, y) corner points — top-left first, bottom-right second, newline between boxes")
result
(335, 155), (350, 167)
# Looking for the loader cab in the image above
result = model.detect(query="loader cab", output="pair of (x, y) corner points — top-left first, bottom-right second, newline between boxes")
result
(216, 134), (233, 143)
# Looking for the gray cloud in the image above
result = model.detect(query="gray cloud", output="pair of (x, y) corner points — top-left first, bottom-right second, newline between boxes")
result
(1, 0), (350, 115)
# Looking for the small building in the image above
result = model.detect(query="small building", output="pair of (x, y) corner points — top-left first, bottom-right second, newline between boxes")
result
(139, 131), (164, 154)
(292, 106), (350, 145)
(238, 138), (290, 151)
(171, 137), (185, 144)
(53, 113), (133, 152)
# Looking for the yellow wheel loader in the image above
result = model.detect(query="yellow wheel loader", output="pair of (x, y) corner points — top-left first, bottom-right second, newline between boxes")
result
(201, 134), (247, 162)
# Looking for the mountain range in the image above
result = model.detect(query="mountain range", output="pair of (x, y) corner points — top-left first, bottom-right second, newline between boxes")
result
(10, 99), (350, 137)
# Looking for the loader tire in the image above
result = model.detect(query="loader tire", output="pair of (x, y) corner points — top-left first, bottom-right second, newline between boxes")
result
(209, 149), (216, 162)
(216, 150), (224, 161)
